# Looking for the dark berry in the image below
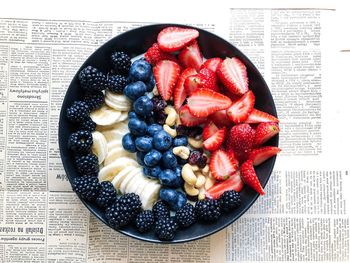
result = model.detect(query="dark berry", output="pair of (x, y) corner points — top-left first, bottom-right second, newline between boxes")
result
(66, 101), (90, 123)
(187, 126), (203, 138)
(197, 154), (208, 169)
(96, 181), (117, 210)
(176, 125), (189, 136)
(135, 210), (155, 233)
(78, 117), (96, 132)
(154, 111), (167, 125)
(195, 199), (221, 222)
(68, 130), (93, 154)
(75, 153), (99, 176)
(72, 176), (100, 201)
(83, 91), (104, 111)
(175, 203), (196, 228)
(111, 51), (131, 75)
(155, 217), (178, 241)
(219, 190), (241, 213)
(151, 96), (167, 112)
(108, 74), (128, 93)
(188, 150), (202, 165)
(79, 66), (108, 92)
(152, 201), (170, 220)
(105, 202), (132, 229)
(118, 193), (142, 217)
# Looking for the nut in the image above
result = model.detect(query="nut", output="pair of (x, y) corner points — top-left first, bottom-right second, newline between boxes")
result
(164, 106), (177, 126)
(173, 146), (190, 159)
(181, 164), (197, 185)
(204, 175), (216, 190)
(152, 86), (159, 95)
(202, 164), (210, 176)
(163, 124), (177, 138)
(184, 182), (199, 196)
(188, 137), (203, 149)
(176, 114), (181, 126)
(190, 165), (200, 172)
(195, 173), (206, 188)
(198, 187), (206, 200)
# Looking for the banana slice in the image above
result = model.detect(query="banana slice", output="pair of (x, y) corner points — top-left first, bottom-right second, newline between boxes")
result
(119, 168), (143, 194)
(96, 120), (129, 133)
(126, 174), (149, 195)
(104, 146), (136, 166)
(111, 166), (135, 189)
(102, 127), (129, 142)
(91, 131), (108, 164)
(107, 139), (123, 151)
(118, 112), (128, 122)
(90, 104), (122, 126)
(105, 91), (132, 111)
(98, 157), (138, 182)
(140, 181), (161, 210)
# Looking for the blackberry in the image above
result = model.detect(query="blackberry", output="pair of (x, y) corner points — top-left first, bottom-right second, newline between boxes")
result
(219, 190), (241, 213)
(176, 125), (189, 136)
(67, 130), (93, 154)
(79, 66), (108, 92)
(155, 217), (178, 241)
(152, 200), (170, 220)
(96, 181), (117, 210)
(135, 210), (155, 233)
(105, 202), (133, 229)
(78, 117), (96, 132)
(154, 111), (166, 125)
(66, 101), (90, 123)
(111, 51), (131, 75)
(187, 126), (203, 138)
(83, 91), (104, 111)
(72, 176), (100, 201)
(117, 193), (142, 217)
(175, 203), (196, 228)
(75, 153), (99, 176)
(188, 150), (202, 165)
(195, 199), (221, 222)
(108, 74), (128, 93)
(151, 96), (167, 112)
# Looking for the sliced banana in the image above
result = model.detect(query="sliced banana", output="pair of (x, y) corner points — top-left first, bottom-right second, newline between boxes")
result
(102, 127), (129, 142)
(105, 91), (132, 111)
(140, 181), (161, 210)
(118, 112), (128, 122)
(126, 174), (149, 195)
(98, 157), (138, 182)
(119, 168), (143, 194)
(111, 166), (135, 189)
(90, 104), (122, 126)
(104, 146), (136, 166)
(91, 131), (108, 164)
(107, 139), (123, 151)
(96, 120), (129, 133)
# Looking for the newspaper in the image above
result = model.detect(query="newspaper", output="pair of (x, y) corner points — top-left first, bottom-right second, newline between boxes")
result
(0, 6), (349, 263)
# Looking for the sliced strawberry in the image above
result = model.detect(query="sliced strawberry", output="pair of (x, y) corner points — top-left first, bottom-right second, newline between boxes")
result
(202, 121), (219, 140)
(249, 146), (281, 166)
(209, 149), (239, 181)
(153, 60), (181, 101)
(200, 57), (223, 72)
(205, 172), (243, 199)
(157, 26), (199, 52)
(187, 88), (232, 118)
(179, 105), (207, 127)
(226, 90), (255, 123)
(254, 122), (280, 146)
(240, 159), (265, 195)
(245, 109), (279, 123)
(178, 40), (203, 71)
(209, 109), (233, 127)
(217, 57), (249, 96)
(173, 67), (197, 110)
(144, 43), (177, 65)
(203, 127), (227, 152)
(197, 68), (220, 91)
(184, 75), (201, 95)
(227, 124), (255, 162)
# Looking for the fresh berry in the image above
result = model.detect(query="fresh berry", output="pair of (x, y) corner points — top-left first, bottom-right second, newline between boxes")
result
(72, 176), (100, 201)
(249, 146), (281, 166)
(153, 60), (181, 101)
(135, 210), (155, 233)
(195, 199), (221, 222)
(157, 26), (199, 52)
(226, 90), (255, 123)
(240, 159), (265, 195)
(254, 122), (280, 146)
(128, 59), (152, 82)
(175, 203), (196, 228)
(200, 57), (223, 72)
(174, 67), (197, 110)
(152, 200), (170, 220)
(136, 151), (146, 166)
(146, 74), (156, 92)
(147, 123), (163, 136)
(67, 130), (93, 154)
(209, 149), (238, 180)
(110, 51), (131, 75)
(75, 153), (99, 176)
(219, 190), (241, 212)
(184, 75), (200, 95)
(154, 111), (167, 125)
(245, 109), (279, 123)
(196, 154), (208, 169)
(108, 74), (128, 93)
(151, 96), (167, 112)
(133, 95), (154, 117)
(144, 43), (177, 65)
(66, 101), (90, 123)
(153, 130), (173, 151)
(179, 105), (207, 127)
(228, 124), (255, 162)
(172, 191), (187, 211)
(128, 118), (148, 136)
(205, 172), (244, 199)
(203, 121), (219, 141)
(143, 165), (162, 179)
(217, 57), (248, 96)
(155, 217), (178, 241)
(203, 127), (227, 152)
(123, 81), (147, 101)
(187, 88), (232, 118)
(187, 126), (203, 138)
(188, 150), (202, 165)
(122, 133), (137, 153)
(161, 151), (178, 169)
(196, 68), (220, 91)
(173, 136), (188, 147)
(118, 193), (142, 216)
(176, 125), (189, 136)
(79, 66), (108, 92)
(160, 188), (179, 205)
(135, 136), (153, 152)
(209, 109), (233, 127)
(96, 181), (117, 209)
(83, 91), (104, 111)
(159, 169), (180, 188)
(78, 117), (96, 132)
(178, 40), (203, 71)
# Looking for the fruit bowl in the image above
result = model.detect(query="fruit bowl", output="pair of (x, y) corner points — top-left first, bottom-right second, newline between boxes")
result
(58, 24), (279, 243)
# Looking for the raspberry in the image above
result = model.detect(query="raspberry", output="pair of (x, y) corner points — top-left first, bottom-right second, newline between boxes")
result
(144, 43), (177, 65)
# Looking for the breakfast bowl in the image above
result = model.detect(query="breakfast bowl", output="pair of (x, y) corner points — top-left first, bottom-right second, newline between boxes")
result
(58, 24), (279, 243)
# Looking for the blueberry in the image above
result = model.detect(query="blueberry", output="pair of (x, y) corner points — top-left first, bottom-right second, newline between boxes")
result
(145, 74), (156, 92)
(133, 95), (153, 117)
(153, 130), (173, 151)
(172, 191), (187, 211)
(147, 124), (163, 136)
(173, 136), (188, 147)
(136, 151), (146, 166)
(161, 150), (178, 169)
(124, 81), (147, 101)
(128, 118), (147, 136)
(128, 59), (152, 82)
(144, 149), (162, 167)
(172, 166), (184, 188)
(143, 166), (162, 179)
(159, 169), (179, 188)
(135, 136), (153, 152)
(160, 188), (178, 205)
(122, 133), (136, 152)
(128, 111), (139, 119)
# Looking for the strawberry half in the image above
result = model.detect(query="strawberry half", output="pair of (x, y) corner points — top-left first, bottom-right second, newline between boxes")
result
(187, 88), (232, 118)
(173, 67), (197, 110)
(178, 40), (203, 71)
(157, 26), (199, 52)
(144, 43), (177, 66)
(209, 149), (239, 181)
(184, 75), (201, 95)
(217, 57), (249, 96)
(249, 146), (281, 166)
(209, 109), (233, 127)
(254, 122), (280, 146)
(197, 68), (220, 91)
(203, 127), (227, 152)
(205, 172), (243, 199)
(179, 105), (207, 127)
(203, 121), (219, 140)
(227, 123), (255, 162)
(245, 109), (279, 123)
(226, 90), (255, 123)
(200, 57), (223, 72)
(240, 159), (265, 195)
(153, 60), (181, 101)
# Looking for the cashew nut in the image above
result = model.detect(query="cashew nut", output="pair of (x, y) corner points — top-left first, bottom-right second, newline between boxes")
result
(181, 164), (197, 185)
(165, 105), (177, 126)
(202, 164), (210, 176)
(152, 86), (159, 95)
(173, 146), (190, 159)
(195, 173), (206, 188)
(175, 114), (181, 126)
(198, 187), (206, 200)
(204, 175), (216, 190)
(184, 182), (199, 196)
(190, 164), (200, 172)
(163, 124), (177, 138)
(188, 137), (203, 149)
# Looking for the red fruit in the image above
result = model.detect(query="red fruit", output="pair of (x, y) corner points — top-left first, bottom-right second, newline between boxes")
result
(203, 127), (227, 152)
(203, 121), (219, 140)
(144, 43), (177, 65)
(153, 60), (181, 101)
(187, 88), (232, 118)
(173, 68), (197, 110)
(197, 68), (220, 91)
(184, 75), (201, 95)
(179, 105), (207, 127)
(228, 124), (255, 162)
(157, 26), (199, 52)
(205, 172), (243, 199)
(249, 146), (281, 166)
(217, 57), (249, 96)
(209, 149), (239, 181)
(178, 40), (203, 71)
(240, 159), (265, 195)
(245, 109), (279, 123)
(200, 57), (223, 72)
(209, 109), (233, 127)
(226, 90), (255, 123)
(254, 122), (280, 146)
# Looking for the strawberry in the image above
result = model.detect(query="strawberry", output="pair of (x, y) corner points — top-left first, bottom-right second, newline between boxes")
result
(209, 149), (238, 181)
(217, 57), (249, 96)
(226, 90), (255, 123)
(254, 122), (280, 146)
(187, 88), (232, 118)
(245, 109), (279, 123)
(144, 43), (177, 65)
(153, 60), (181, 101)
(200, 57), (223, 72)
(240, 159), (265, 195)
(178, 40), (203, 71)
(203, 127), (227, 152)
(205, 172), (244, 199)
(157, 26), (199, 52)
(202, 121), (219, 140)
(184, 75), (201, 95)
(179, 105), (207, 127)
(209, 109), (233, 127)
(173, 67), (197, 110)
(249, 146), (281, 166)
(227, 124), (255, 162)
(197, 68), (220, 91)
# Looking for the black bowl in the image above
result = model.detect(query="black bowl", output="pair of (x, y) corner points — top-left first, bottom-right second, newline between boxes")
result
(59, 24), (278, 244)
